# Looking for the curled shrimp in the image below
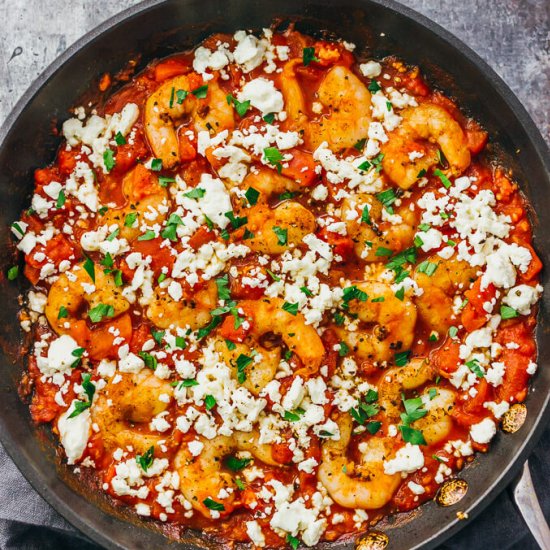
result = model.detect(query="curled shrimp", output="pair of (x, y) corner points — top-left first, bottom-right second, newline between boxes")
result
(145, 75), (234, 168)
(243, 201), (316, 254)
(240, 166), (301, 203)
(214, 337), (280, 396)
(414, 258), (477, 335)
(415, 386), (456, 445)
(378, 358), (435, 419)
(281, 60), (372, 152)
(318, 414), (401, 509)
(101, 164), (168, 242)
(92, 371), (173, 454)
(378, 358), (456, 445)
(175, 431), (280, 518)
(147, 280), (218, 330)
(335, 281), (417, 363)
(45, 264), (130, 336)
(239, 297), (325, 378)
(382, 103), (471, 189)
(341, 193), (418, 261)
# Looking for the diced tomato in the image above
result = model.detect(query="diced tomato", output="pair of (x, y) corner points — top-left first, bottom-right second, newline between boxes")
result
(177, 127), (197, 162)
(124, 163), (163, 201)
(68, 321), (91, 349)
(229, 263), (266, 300)
(188, 226), (216, 250)
(430, 339), (461, 376)
(281, 149), (317, 187)
(403, 73), (430, 97)
(112, 131), (149, 175)
(463, 377), (489, 414)
(497, 350), (530, 403)
(131, 237), (175, 277)
(317, 226), (355, 261)
(25, 234), (75, 271)
(271, 441), (294, 464)
(461, 278), (496, 332)
(154, 58), (189, 81)
(57, 147), (79, 175)
(89, 313), (133, 360)
(33, 166), (60, 189)
(130, 323), (153, 354)
(219, 314), (249, 343)
(464, 119), (488, 155)
(520, 244), (543, 281)
(23, 265), (41, 285)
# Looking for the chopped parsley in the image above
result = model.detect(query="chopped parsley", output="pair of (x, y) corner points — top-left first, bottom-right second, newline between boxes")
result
(500, 305), (519, 319)
(263, 146), (284, 173)
(103, 149), (116, 172)
(282, 302), (299, 315)
(245, 186), (260, 206)
(7, 266), (18, 281)
(88, 303), (115, 323)
(224, 455), (251, 471)
(56, 189), (66, 208)
(226, 94), (251, 117)
(302, 47), (319, 66)
(136, 446), (155, 472)
(433, 168), (452, 189)
(272, 225), (288, 246)
(68, 373), (95, 419)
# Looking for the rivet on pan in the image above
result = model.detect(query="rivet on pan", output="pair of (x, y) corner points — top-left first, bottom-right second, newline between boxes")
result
(501, 403), (527, 434)
(355, 531), (389, 550)
(436, 479), (468, 507)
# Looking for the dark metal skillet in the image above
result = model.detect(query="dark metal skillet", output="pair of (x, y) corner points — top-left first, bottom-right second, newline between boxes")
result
(0, 0), (549, 548)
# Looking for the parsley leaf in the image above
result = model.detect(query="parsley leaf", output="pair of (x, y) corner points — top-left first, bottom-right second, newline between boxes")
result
(136, 446), (155, 472)
(224, 455), (251, 471)
(226, 94), (251, 117)
(263, 146), (284, 173)
(88, 303), (115, 323)
(282, 302), (299, 315)
(103, 149), (115, 172)
(272, 226), (288, 246)
(302, 47), (319, 66)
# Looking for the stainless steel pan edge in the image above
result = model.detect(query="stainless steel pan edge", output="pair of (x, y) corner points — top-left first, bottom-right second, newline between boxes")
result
(0, 1), (549, 549)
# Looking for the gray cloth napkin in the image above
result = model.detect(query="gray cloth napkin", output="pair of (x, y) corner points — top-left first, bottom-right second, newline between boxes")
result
(1, 425), (548, 549)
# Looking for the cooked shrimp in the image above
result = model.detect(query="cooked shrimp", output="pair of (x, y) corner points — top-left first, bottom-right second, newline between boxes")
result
(335, 281), (417, 363)
(318, 414), (401, 509)
(175, 430), (281, 518)
(382, 103), (471, 189)
(378, 358), (435, 419)
(45, 264), (130, 335)
(378, 359), (455, 445)
(102, 164), (168, 242)
(239, 297), (325, 378)
(281, 60), (371, 152)
(244, 202), (316, 254)
(415, 386), (456, 445)
(214, 337), (280, 396)
(92, 371), (173, 454)
(145, 75), (234, 168)
(147, 280), (217, 330)
(341, 193), (418, 261)
(414, 258), (477, 335)
(240, 167), (301, 202)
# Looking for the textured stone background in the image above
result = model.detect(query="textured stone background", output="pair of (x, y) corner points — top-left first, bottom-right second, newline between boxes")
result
(0, 0), (548, 548)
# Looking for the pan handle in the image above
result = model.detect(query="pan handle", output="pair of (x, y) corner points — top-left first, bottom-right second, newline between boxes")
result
(512, 461), (550, 550)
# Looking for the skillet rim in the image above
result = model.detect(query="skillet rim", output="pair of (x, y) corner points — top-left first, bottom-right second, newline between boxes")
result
(0, 1), (549, 549)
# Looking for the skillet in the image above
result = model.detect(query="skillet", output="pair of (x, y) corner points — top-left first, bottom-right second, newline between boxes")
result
(0, 0), (549, 548)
